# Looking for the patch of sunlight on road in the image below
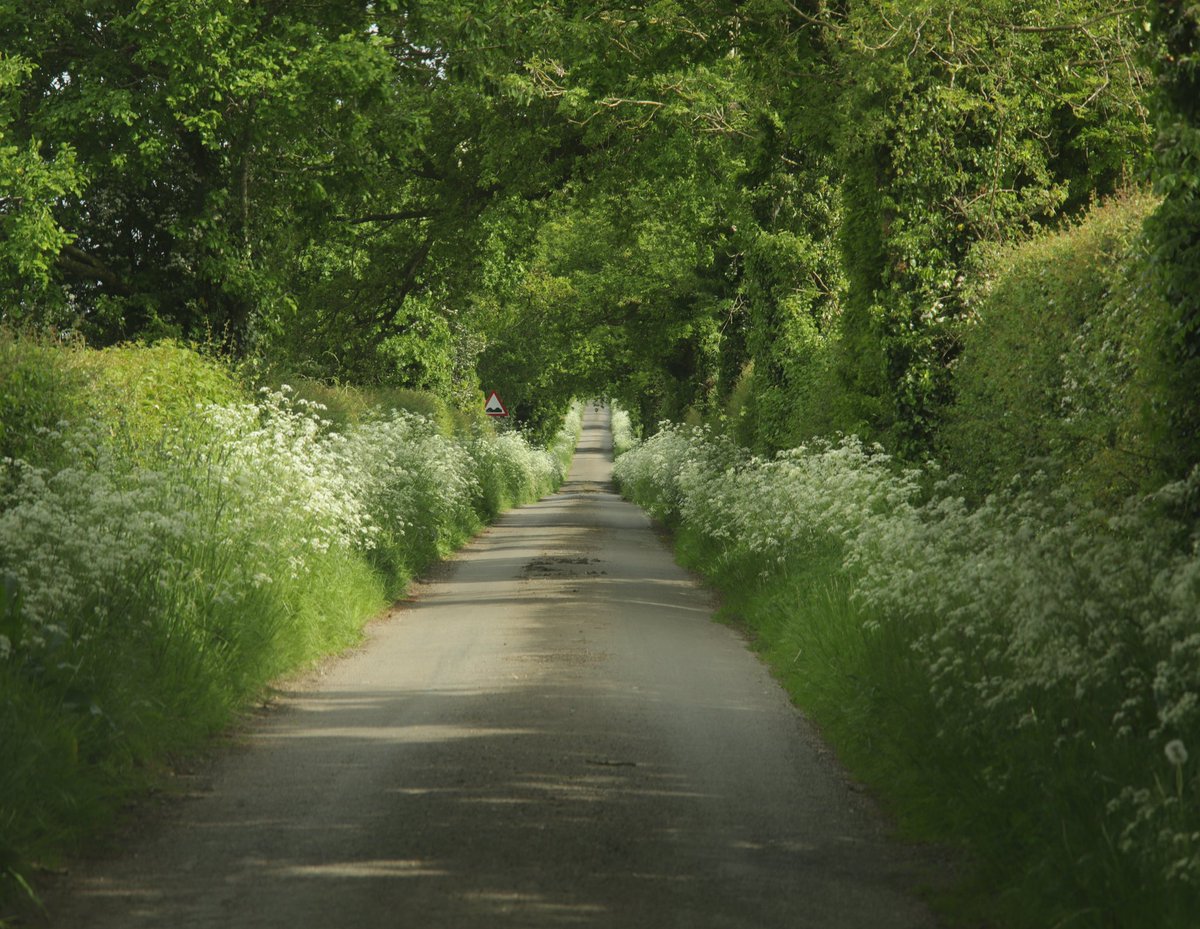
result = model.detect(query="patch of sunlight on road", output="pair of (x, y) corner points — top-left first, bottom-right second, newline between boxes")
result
(71, 887), (162, 900)
(731, 839), (819, 853)
(463, 889), (608, 917)
(268, 724), (539, 743)
(274, 859), (450, 879)
(613, 598), (710, 613)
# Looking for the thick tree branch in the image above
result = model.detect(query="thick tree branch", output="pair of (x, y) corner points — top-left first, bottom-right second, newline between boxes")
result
(341, 208), (437, 225)
(367, 233), (436, 331)
(57, 244), (130, 294)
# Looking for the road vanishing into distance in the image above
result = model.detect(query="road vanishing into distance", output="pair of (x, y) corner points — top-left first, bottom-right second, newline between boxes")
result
(44, 408), (941, 929)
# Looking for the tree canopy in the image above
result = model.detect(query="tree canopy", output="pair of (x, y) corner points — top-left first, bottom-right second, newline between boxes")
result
(2, 0), (1193, 473)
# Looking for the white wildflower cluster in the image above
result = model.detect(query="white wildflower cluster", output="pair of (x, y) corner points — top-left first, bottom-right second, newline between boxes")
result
(616, 423), (1200, 886)
(348, 408), (477, 564)
(0, 389), (576, 694)
(0, 428), (212, 670)
(470, 403), (580, 520)
(611, 422), (707, 522)
(550, 402), (584, 472)
(615, 425), (920, 566)
(610, 406), (639, 459)
(202, 390), (377, 565)
(470, 429), (558, 518)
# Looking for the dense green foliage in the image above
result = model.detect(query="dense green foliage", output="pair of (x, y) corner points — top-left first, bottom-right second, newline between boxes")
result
(940, 191), (1163, 502)
(722, 0), (1153, 455)
(0, 334), (579, 906)
(1, 1), (577, 401)
(1145, 0), (1200, 485)
(3, 0), (1175, 459)
(4, 2), (1200, 925)
(615, 425), (1200, 928)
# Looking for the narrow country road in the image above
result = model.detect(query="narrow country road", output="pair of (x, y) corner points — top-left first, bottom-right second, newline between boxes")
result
(43, 408), (940, 929)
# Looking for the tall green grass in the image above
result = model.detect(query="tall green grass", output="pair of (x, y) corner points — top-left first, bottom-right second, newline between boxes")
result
(0, 334), (580, 912)
(615, 425), (1200, 928)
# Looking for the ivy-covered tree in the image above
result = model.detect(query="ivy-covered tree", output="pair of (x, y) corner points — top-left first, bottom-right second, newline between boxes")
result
(1146, 0), (1200, 487)
(810, 0), (1151, 453)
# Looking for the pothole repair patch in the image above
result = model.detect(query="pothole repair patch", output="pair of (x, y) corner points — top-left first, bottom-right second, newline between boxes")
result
(521, 556), (608, 579)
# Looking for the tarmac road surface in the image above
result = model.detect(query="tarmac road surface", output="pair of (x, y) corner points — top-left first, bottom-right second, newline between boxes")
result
(42, 407), (941, 929)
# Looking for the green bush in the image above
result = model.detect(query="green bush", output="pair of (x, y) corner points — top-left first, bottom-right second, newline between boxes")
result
(939, 192), (1163, 502)
(76, 340), (247, 450)
(0, 331), (89, 467)
(0, 333), (248, 470)
(281, 379), (481, 438)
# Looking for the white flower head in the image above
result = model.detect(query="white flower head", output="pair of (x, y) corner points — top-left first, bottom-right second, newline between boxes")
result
(1165, 739), (1189, 767)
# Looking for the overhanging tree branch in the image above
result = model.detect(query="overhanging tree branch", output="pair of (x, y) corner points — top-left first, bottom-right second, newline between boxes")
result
(1005, 8), (1129, 33)
(367, 233), (436, 332)
(341, 208), (438, 225)
(57, 244), (130, 294)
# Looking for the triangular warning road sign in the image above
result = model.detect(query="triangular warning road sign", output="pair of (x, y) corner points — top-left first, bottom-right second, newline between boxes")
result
(484, 391), (508, 417)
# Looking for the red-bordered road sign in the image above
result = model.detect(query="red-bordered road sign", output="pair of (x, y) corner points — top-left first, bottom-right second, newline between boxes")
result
(484, 391), (508, 417)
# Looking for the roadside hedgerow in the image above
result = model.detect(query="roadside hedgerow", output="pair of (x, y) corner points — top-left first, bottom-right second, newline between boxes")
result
(0, 355), (578, 904)
(609, 406), (639, 459)
(615, 425), (1200, 927)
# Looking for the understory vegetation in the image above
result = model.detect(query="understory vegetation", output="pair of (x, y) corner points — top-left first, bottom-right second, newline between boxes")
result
(0, 335), (579, 904)
(615, 423), (1199, 928)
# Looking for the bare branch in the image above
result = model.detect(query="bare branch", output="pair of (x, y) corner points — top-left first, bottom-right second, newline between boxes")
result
(1005, 8), (1129, 34)
(785, 1), (843, 32)
(596, 97), (665, 110)
(341, 208), (437, 225)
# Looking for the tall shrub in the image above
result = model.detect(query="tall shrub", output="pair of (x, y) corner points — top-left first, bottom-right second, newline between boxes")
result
(1146, 1), (1200, 488)
(940, 192), (1162, 501)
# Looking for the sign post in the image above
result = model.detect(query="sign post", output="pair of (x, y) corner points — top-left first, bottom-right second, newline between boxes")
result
(484, 391), (508, 417)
